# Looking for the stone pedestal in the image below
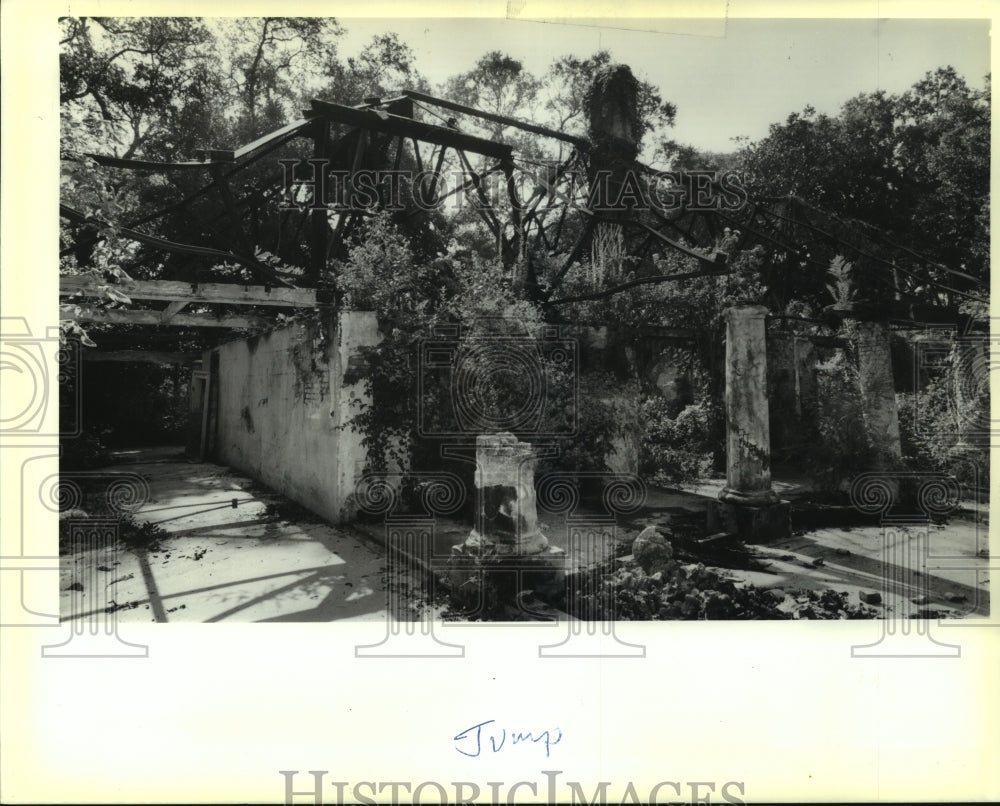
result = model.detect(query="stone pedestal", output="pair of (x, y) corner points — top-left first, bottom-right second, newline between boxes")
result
(714, 305), (791, 542)
(469, 432), (549, 554)
(448, 433), (564, 618)
(708, 497), (791, 543)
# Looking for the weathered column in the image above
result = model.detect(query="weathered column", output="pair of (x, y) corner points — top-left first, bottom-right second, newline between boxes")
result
(852, 320), (902, 467)
(720, 305), (777, 504)
(709, 305), (791, 541)
(448, 433), (564, 618)
(585, 64), (642, 280)
(470, 433), (548, 555)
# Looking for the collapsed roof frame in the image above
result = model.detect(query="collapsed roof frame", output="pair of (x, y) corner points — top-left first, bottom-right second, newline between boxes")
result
(60, 88), (987, 335)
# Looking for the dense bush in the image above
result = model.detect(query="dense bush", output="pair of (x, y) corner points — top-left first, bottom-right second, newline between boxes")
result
(340, 212), (623, 483)
(897, 367), (990, 489)
(60, 427), (113, 471)
(637, 394), (718, 485)
(806, 349), (883, 490)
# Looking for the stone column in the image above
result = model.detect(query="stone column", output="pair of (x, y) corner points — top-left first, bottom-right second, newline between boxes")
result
(709, 305), (790, 542)
(852, 320), (902, 466)
(470, 432), (548, 555)
(720, 305), (777, 504)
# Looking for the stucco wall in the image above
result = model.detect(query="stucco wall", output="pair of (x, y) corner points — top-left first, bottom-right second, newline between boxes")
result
(210, 311), (379, 524)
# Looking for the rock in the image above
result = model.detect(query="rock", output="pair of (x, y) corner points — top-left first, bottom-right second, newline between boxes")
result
(631, 526), (673, 573)
(859, 590), (882, 605)
(766, 588), (786, 601)
(835, 548), (851, 556)
(810, 557), (825, 567)
(66, 581), (83, 592)
(911, 595), (930, 606)
(945, 592), (967, 603)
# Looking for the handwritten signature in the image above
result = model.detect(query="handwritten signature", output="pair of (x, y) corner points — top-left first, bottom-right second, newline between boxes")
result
(454, 719), (562, 758)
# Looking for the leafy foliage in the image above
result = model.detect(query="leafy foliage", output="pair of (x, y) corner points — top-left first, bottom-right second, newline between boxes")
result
(638, 396), (717, 485)
(896, 353), (990, 488)
(807, 347), (881, 490)
(825, 255), (857, 307)
(570, 557), (878, 620)
(737, 67), (990, 301)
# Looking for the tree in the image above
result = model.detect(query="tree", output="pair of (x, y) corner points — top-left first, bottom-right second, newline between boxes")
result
(60, 17), (217, 159)
(321, 32), (430, 103)
(219, 17), (343, 139)
(442, 51), (542, 150)
(737, 67), (990, 304)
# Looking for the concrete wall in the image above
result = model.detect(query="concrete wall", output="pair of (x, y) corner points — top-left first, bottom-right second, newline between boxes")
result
(209, 311), (379, 524)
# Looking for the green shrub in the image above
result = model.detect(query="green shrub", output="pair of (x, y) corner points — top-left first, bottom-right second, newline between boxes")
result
(638, 395), (716, 485)
(897, 371), (989, 489)
(806, 350), (882, 490)
(60, 427), (112, 471)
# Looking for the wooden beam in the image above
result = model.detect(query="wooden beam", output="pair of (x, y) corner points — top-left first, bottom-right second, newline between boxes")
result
(194, 148), (236, 162)
(81, 350), (199, 364)
(84, 154), (223, 171)
(232, 117), (316, 160)
(63, 305), (270, 329)
(310, 99), (513, 161)
(309, 118), (331, 283)
(59, 204), (294, 288)
(547, 265), (730, 306)
(160, 301), (188, 323)
(401, 89), (590, 150)
(60, 276), (319, 307)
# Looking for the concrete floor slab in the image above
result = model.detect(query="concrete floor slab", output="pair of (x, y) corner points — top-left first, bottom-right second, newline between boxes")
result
(60, 455), (437, 623)
(60, 451), (991, 622)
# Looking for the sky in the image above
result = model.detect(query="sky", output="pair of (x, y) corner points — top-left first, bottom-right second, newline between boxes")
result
(335, 17), (991, 152)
